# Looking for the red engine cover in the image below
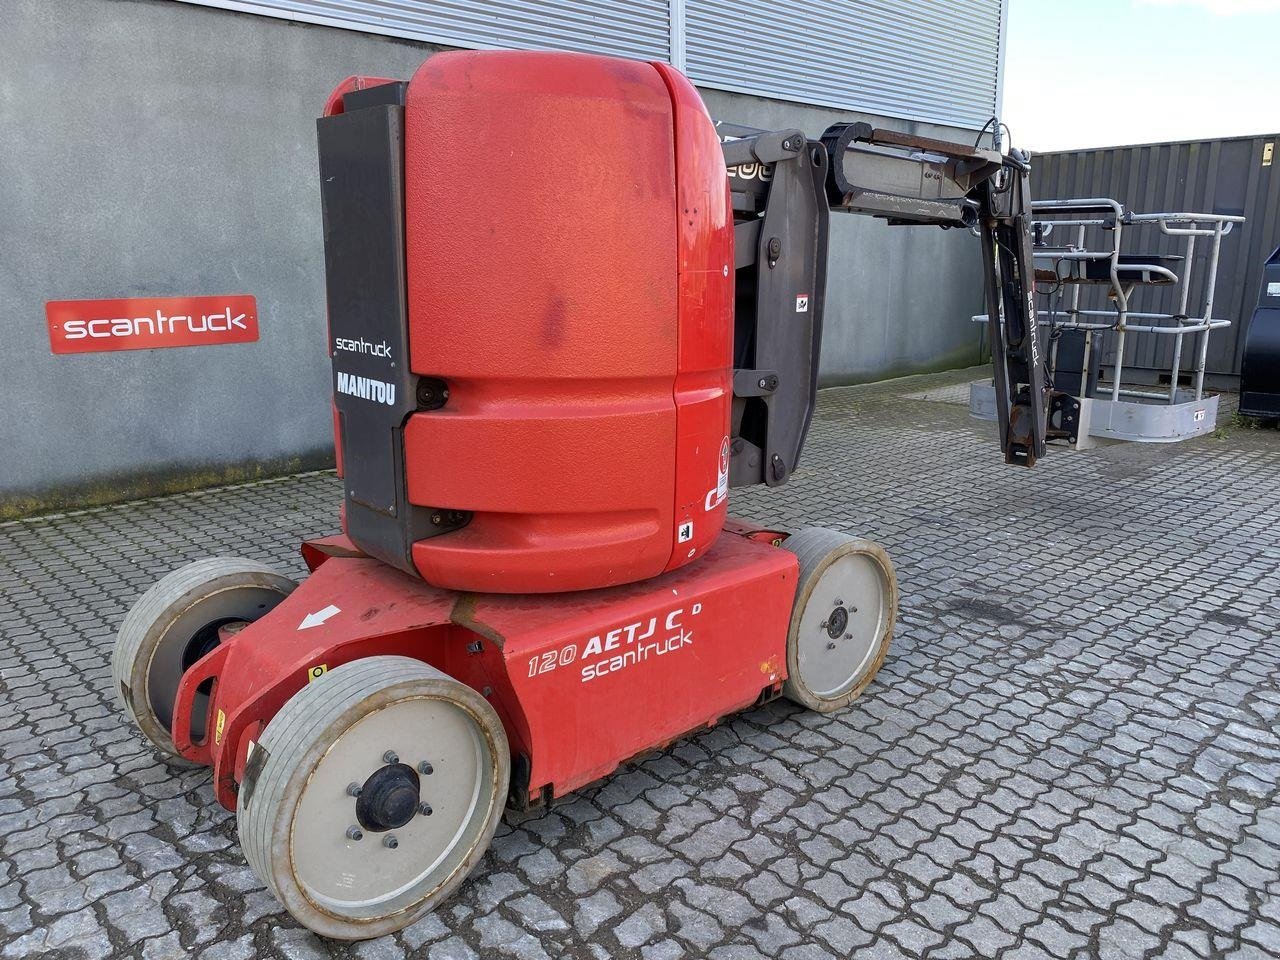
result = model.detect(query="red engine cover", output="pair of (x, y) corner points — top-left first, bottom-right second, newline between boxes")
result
(400, 51), (733, 594)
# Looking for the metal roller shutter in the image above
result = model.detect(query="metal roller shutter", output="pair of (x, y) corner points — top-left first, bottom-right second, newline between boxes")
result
(683, 0), (1003, 129)
(177, 0), (1003, 129)
(177, 0), (672, 61)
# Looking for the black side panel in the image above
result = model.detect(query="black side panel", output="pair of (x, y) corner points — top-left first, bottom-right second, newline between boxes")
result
(317, 104), (439, 574)
(727, 143), (828, 488)
(977, 154), (1050, 466)
(342, 80), (407, 112)
(1239, 246), (1280, 417)
(1050, 329), (1100, 397)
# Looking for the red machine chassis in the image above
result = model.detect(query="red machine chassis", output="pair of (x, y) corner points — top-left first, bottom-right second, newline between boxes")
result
(173, 519), (798, 811)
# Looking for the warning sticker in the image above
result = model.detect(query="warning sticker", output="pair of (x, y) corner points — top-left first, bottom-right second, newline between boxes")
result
(308, 664), (329, 682)
(795, 294), (810, 313)
(214, 709), (226, 745)
(706, 436), (731, 512)
(717, 436), (730, 501)
(678, 520), (694, 543)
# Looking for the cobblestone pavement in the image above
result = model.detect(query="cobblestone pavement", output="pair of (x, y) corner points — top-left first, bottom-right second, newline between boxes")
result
(2, 368), (1279, 960)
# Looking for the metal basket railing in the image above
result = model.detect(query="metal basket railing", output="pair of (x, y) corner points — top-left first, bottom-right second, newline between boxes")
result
(975, 198), (1244, 404)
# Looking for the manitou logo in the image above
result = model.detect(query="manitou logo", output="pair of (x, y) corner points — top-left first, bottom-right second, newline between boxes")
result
(46, 295), (259, 354)
(336, 371), (397, 406)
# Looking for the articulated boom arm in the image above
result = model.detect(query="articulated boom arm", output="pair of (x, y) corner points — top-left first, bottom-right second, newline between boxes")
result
(720, 119), (1054, 484)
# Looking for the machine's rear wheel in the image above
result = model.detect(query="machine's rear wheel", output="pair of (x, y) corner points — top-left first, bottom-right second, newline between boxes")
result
(237, 656), (510, 941)
(781, 528), (897, 713)
(113, 557), (297, 758)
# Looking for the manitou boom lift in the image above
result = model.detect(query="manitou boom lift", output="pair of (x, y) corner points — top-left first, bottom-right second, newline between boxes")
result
(114, 51), (1050, 940)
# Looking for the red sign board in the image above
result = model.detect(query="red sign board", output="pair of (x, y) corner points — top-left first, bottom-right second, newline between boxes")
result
(46, 295), (260, 354)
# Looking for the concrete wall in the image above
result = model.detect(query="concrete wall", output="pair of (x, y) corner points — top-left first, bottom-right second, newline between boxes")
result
(0, 0), (986, 517)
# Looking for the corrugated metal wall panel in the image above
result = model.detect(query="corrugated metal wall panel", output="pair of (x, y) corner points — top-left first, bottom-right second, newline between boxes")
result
(176, 0), (672, 60)
(1033, 134), (1279, 379)
(179, 0), (1004, 130)
(684, 0), (1003, 129)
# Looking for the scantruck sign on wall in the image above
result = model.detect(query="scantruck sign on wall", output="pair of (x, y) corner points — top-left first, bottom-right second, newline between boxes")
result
(46, 295), (259, 354)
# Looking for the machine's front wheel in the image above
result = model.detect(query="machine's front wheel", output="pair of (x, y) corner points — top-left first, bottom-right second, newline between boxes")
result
(781, 528), (898, 713)
(237, 656), (510, 941)
(113, 557), (297, 758)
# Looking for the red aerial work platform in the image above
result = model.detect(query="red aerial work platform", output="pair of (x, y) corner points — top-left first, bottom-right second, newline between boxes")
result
(115, 49), (1047, 939)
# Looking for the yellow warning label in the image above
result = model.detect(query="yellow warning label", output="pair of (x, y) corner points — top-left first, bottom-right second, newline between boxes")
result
(214, 709), (225, 745)
(308, 664), (329, 683)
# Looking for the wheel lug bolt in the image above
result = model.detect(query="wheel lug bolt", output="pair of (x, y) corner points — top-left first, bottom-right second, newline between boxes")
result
(834, 599), (843, 606)
(346, 825), (363, 841)
(819, 620), (829, 630)
(418, 760), (433, 775)
(383, 750), (399, 765)
(844, 633), (853, 640)
(346, 782), (361, 797)
(383, 835), (399, 849)
(827, 641), (836, 650)
(420, 802), (433, 816)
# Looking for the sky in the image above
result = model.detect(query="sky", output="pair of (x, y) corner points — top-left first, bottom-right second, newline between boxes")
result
(1002, 0), (1280, 152)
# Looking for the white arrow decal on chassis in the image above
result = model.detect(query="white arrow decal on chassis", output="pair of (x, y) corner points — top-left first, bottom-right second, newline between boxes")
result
(298, 604), (341, 630)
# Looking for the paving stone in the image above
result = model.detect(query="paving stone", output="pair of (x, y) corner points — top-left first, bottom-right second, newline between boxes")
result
(707, 944), (769, 960)
(565, 851), (626, 894)
(640, 938), (685, 960)
(402, 911), (450, 950)
(631, 857), (692, 893)
(141, 931), (190, 960)
(428, 938), (478, 960)
(614, 901), (666, 948)
(508, 893), (570, 933)
(195, 934), (256, 960)
(0, 370), (1276, 958)
(667, 901), (725, 951)
(473, 912), (550, 960)
(574, 889), (623, 937)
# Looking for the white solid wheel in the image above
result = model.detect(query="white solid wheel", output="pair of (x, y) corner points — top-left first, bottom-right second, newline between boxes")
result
(237, 656), (510, 941)
(113, 557), (297, 757)
(781, 527), (898, 713)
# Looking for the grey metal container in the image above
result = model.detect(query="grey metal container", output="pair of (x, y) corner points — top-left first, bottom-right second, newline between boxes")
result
(1032, 134), (1279, 382)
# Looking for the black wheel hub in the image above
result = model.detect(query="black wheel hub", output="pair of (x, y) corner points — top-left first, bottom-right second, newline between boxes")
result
(356, 764), (421, 832)
(182, 618), (238, 671)
(182, 617), (244, 697)
(826, 605), (849, 639)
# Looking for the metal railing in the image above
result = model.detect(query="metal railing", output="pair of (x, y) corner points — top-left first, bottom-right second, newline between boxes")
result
(975, 199), (1243, 403)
